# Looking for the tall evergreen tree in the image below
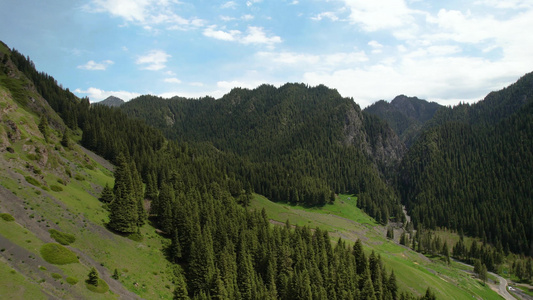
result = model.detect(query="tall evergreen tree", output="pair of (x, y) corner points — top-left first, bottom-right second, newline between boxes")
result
(108, 153), (139, 233)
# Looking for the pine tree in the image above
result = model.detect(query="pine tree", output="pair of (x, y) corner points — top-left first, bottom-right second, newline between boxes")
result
(38, 116), (49, 142)
(108, 153), (138, 233)
(442, 242), (450, 265)
(99, 183), (114, 204)
(61, 129), (71, 148)
(173, 273), (190, 300)
(130, 162), (146, 228)
(479, 264), (488, 285)
(112, 268), (119, 280)
(87, 267), (99, 286)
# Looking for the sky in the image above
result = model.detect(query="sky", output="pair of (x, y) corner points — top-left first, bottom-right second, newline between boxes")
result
(1, 0), (532, 108)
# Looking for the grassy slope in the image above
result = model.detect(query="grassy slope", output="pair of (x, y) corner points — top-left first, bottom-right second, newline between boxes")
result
(251, 194), (502, 299)
(0, 84), (173, 299)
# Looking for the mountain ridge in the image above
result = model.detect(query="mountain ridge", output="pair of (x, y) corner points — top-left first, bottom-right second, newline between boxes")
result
(364, 95), (443, 146)
(95, 95), (124, 107)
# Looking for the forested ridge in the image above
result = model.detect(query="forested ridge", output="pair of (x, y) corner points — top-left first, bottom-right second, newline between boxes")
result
(121, 85), (406, 224)
(364, 95), (442, 147)
(399, 72), (533, 255)
(1, 42), (438, 299)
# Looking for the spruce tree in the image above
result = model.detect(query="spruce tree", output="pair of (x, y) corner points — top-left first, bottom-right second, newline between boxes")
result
(108, 153), (138, 233)
(173, 273), (190, 300)
(100, 183), (114, 204)
(87, 267), (99, 286)
(38, 116), (49, 142)
(112, 268), (119, 280)
(61, 129), (71, 148)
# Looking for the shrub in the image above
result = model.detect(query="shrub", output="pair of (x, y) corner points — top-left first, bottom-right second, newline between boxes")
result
(74, 174), (85, 181)
(50, 185), (63, 192)
(40, 243), (78, 265)
(86, 279), (109, 293)
(66, 277), (78, 285)
(51, 273), (62, 280)
(25, 176), (40, 187)
(39, 266), (47, 271)
(48, 229), (75, 245)
(127, 232), (143, 242)
(0, 213), (15, 222)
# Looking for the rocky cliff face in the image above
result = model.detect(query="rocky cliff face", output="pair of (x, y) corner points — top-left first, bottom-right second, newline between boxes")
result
(343, 102), (406, 175)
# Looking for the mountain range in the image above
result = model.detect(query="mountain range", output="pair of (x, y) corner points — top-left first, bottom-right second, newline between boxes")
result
(1, 40), (532, 299)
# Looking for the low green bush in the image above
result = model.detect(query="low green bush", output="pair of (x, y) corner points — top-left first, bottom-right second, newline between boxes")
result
(0, 213), (15, 221)
(40, 243), (78, 265)
(66, 277), (78, 285)
(25, 176), (40, 187)
(51, 273), (62, 280)
(50, 185), (63, 192)
(48, 229), (75, 245)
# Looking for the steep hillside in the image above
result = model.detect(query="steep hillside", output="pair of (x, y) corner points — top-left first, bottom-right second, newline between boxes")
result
(0, 47), (174, 299)
(121, 84), (406, 223)
(365, 95), (442, 146)
(399, 72), (533, 255)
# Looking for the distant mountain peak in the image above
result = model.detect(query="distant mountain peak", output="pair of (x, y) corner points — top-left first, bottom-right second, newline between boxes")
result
(96, 96), (124, 107)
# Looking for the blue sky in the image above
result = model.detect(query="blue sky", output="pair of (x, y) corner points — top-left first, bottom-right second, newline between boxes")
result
(1, 0), (532, 107)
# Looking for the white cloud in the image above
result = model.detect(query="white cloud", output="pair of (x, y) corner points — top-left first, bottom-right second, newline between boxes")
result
(368, 40), (383, 54)
(241, 27), (282, 46)
(74, 87), (140, 102)
(311, 12), (339, 21)
(86, 0), (205, 31)
(136, 50), (171, 70)
(220, 15), (236, 21)
(77, 60), (114, 70)
(341, 0), (416, 31)
(203, 26), (240, 41)
(242, 14), (254, 21)
(256, 50), (367, 70)
(474, 0), (533, 9)
(221, 1), (237, 9)
(164, 77), (182, 84)
(203, 26), (281, 47)
(87, 0), (151, 22)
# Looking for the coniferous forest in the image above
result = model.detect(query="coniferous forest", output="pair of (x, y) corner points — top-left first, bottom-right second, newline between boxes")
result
(2, 40), (533, 299)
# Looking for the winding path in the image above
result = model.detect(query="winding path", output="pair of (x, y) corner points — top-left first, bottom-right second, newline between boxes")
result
(451, 258), (513, 300)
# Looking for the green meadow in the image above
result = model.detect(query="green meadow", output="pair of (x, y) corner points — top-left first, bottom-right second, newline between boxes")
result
(250, 193), (502, 299)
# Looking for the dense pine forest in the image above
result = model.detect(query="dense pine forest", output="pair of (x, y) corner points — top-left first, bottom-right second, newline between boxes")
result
(399, 72), (533, 256)
(120, 86), (406, 224)
(1, 42), (437, 299)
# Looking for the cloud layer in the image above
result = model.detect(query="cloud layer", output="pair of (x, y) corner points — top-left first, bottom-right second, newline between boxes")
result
(42, 0), (533, 106)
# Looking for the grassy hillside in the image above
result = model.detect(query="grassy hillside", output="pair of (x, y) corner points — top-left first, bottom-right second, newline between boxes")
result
(250, 194), (503, 299)
(0, 77), (174, 299)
